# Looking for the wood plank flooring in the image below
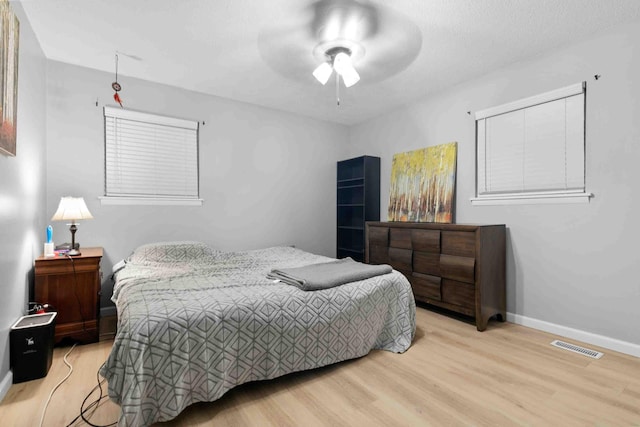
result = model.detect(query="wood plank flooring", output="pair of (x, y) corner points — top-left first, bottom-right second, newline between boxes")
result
(1, 306), (639, 426)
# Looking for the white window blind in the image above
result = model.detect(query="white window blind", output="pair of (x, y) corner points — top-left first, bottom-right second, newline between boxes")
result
(473, 82), (590, 204)
(104, 106), (199, 202)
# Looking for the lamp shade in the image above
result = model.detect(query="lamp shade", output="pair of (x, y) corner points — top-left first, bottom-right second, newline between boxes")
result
(332, 52), (351, 75)
(51, 197), (93, 222)
(312, 62), (333, 85)
(333, 52), (360, 88)
(339, 66), (360, 88)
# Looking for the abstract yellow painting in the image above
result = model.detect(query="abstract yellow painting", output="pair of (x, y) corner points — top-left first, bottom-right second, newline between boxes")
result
(388, 142), (457, 223)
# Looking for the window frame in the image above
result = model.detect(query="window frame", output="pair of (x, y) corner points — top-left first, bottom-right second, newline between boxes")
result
(101, 106), (203, 206)
(471, 82), (592, 206)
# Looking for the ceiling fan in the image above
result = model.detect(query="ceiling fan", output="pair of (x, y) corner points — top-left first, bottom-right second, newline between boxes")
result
(258, 0), (422, 104)
(313, 46), (360, 88)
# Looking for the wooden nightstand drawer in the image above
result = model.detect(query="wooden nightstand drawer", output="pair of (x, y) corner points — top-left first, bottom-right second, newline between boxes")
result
(34, 247), (103, 344)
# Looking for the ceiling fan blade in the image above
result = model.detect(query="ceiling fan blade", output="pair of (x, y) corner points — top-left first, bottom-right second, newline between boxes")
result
(309, 0), (378, 44)
(258, 0), (422, 84)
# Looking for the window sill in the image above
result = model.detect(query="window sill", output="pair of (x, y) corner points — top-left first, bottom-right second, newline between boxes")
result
(470, 192), (593, 206)
(100, 197), (204, 206)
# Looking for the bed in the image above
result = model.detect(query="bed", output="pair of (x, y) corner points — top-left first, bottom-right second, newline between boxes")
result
(100, 242), (416, 426)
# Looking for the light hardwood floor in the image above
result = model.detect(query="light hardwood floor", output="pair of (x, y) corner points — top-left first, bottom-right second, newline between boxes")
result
(1, 306), (639, 426)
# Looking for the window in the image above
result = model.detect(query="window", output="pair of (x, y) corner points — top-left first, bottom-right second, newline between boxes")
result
(472, 82), (591, 205)
(102, 106), (201, 206)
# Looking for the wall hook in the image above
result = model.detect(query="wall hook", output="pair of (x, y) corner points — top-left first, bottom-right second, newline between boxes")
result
(594, 74), (601, 80)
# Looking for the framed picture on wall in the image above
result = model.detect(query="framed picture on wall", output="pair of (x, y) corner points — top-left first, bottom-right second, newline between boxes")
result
(0, 0), (19, 157)
(388, 142), (458, 223)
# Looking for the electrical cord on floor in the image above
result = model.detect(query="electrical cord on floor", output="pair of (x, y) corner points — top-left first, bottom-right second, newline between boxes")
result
(65, 363), (116, 427)
(39, 343), (77, 427)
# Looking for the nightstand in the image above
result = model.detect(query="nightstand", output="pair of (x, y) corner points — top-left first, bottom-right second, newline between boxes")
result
(34, 247), (103, 344)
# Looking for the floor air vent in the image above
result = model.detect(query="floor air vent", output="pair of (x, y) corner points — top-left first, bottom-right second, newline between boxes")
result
(550, 340), (604, 359)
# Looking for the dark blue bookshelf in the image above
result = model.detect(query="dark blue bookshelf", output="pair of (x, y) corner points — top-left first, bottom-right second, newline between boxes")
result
(337, 156), (380, 262)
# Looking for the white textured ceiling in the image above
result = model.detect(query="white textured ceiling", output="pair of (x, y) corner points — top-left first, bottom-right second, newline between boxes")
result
(21, 0), (640, 125)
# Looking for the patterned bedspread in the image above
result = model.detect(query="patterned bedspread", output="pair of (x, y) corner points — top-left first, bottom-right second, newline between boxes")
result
(100, 242), (416, 426)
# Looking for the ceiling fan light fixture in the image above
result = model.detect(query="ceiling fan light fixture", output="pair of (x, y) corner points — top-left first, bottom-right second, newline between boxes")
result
(313, 61), (333, 85)
(333, 51), (360, 87)
(313, 46), (360, 88)
(340, 68), (360, 88)
(332, 51), (351, 74)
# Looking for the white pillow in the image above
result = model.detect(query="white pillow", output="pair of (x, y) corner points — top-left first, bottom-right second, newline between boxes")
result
(127, 241), (217, 264)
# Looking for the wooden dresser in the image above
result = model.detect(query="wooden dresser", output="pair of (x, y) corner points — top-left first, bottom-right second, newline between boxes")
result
(34, 247), (103, 344)
(366, 222), (505, 331)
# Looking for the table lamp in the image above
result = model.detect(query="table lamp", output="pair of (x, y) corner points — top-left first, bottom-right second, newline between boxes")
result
(51, 196), (93, 256)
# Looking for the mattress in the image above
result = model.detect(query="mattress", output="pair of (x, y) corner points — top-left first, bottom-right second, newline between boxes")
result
(100, 242), (416, 426)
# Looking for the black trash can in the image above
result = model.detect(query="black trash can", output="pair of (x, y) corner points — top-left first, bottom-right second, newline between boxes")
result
(10, 312), (57, 383)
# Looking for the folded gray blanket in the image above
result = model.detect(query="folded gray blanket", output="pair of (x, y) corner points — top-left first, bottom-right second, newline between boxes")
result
(267, 257), (393, 291)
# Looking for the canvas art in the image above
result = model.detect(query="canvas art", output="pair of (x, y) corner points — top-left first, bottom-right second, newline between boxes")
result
(0, 0), (19, 156)
(388, 142), (457, 223)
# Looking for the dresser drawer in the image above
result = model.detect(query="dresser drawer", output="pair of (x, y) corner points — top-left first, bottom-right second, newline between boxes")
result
(390, 228), (412, 249)
(411, 229), (440, 252)
(440, 254), (475, 284)
(413, 251), (439, 276)
(442, 279), (475, 312)
(368, 226), (389, 246)
(411, 273), (441, 300)
(389, 247), (412, 272)
(369, 245), (389, 264)
(442, 231), (475, 257)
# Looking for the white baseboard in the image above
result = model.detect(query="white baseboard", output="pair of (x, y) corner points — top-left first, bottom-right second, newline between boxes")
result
(507, 312), (640, 358)
(0, 370), (12, 403)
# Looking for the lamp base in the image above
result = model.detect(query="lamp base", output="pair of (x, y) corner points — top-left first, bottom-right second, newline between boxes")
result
(67, 248), (81, 256)
(55, 243), (80, 251)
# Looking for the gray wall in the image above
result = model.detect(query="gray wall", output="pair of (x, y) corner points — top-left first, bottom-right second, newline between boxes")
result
(3, 7), (639, 400)
(45, 61), (349, 314)
(347, 20), (640, 354)
(0, 2), (47, 397)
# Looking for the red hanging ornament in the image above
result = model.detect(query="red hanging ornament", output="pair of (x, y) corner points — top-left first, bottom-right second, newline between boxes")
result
(113, 83), (123, 107)
(112, 53), (123, 107)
